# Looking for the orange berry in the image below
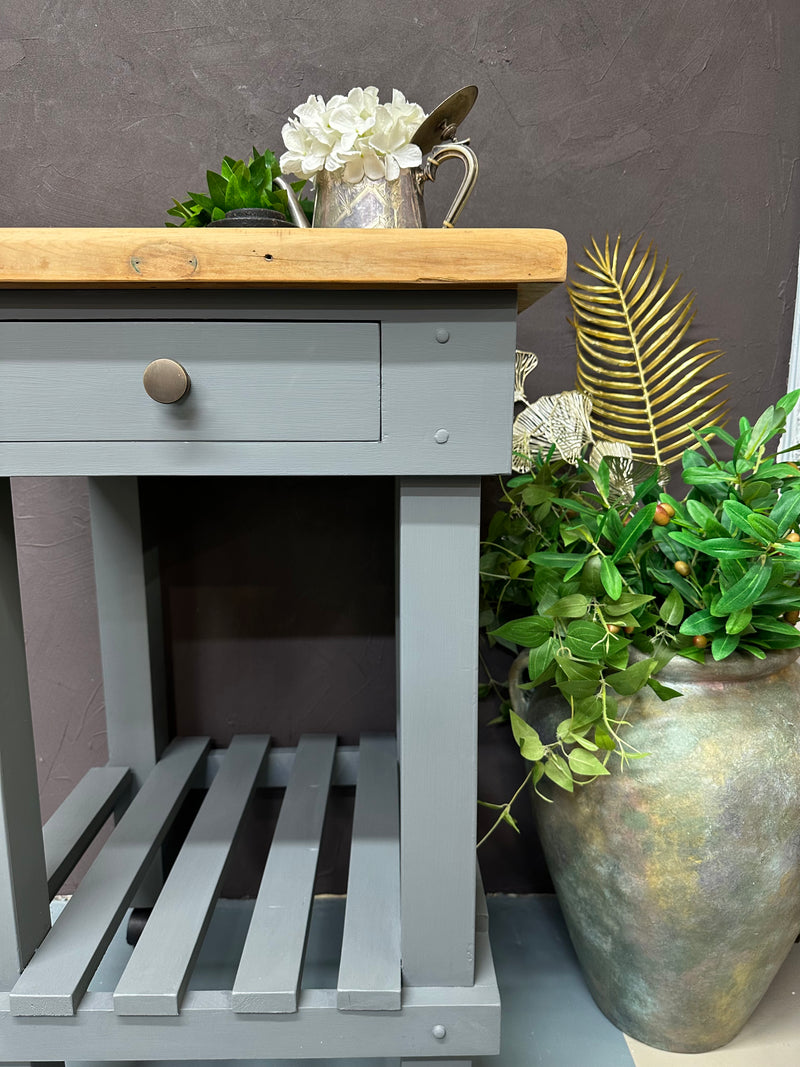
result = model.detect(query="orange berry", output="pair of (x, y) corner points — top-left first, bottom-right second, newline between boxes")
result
(607, 624), (621, 634)
(661, 502), (676, 518)
(653, 505), (671, 526)
(693, 635), (708, 649)
(624, 626), (635, 635)
(785, 610), (800, 625)
(787, 532), (800, 543)
(674, 560), (691, 577)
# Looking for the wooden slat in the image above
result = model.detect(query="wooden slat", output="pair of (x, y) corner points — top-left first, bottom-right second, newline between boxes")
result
(9, 737), (209, 1017)
(113, 735), (270, 1016)
(231, 734), (336, 1013)
(0, 228), (567, 312)
(43, 765), (132, 897)
(337, 734), (400, 1011)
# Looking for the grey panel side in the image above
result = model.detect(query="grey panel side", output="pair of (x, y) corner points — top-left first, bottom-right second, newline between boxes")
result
(0, 478), (51, 988)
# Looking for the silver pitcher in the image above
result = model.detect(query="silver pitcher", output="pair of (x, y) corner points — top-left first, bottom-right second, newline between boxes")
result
(275, 141), (478, 229)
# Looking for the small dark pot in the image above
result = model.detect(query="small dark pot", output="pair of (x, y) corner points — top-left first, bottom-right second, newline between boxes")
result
(510, 648), (800, 1052)
(208, 208), (294, 227)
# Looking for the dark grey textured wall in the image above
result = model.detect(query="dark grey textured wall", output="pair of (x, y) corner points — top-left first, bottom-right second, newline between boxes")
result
(3, 1), (798, 892)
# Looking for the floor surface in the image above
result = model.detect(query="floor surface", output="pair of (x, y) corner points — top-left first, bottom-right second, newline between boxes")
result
(53, 895), (799, 1067)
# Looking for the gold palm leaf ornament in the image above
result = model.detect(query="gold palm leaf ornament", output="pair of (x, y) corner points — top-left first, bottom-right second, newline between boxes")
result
(569, 235), (729, 467)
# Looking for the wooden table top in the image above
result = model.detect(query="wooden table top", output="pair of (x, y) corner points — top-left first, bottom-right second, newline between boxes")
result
(0, 227), (566, 313)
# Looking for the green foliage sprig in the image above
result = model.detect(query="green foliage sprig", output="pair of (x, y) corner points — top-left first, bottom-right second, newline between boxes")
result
(479, 391), (800, 835)
(166, 147), (313, 226)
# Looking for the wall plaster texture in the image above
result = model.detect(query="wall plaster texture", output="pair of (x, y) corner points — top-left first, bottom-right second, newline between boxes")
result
(0, 0), (798, 891)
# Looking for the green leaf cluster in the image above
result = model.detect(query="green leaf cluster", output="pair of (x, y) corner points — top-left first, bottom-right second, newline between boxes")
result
(166, 148), (313, 226)
(480, 390), (800, 806)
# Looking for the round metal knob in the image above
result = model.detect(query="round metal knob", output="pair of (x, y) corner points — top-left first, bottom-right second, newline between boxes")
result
(143, 359), (190, 404)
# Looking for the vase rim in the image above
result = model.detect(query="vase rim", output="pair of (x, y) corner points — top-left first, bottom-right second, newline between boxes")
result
(655, 646), (800, 683)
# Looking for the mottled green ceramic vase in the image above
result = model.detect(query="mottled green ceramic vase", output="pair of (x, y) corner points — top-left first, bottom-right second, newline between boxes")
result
(510, 648), (800, 1053)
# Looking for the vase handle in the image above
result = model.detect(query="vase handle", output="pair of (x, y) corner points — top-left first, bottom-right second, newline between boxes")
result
(508, 650), (533, 720)
(419, 141), (478, 227)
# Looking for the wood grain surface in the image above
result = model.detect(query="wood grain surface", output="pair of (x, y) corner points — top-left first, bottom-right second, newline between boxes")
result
(0, 228), (566, 312)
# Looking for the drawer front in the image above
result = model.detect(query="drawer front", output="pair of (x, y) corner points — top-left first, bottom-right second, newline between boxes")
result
(0, 322), (380, 441)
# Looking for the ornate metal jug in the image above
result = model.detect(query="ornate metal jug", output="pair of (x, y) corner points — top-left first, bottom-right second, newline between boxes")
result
(276, 86), (479, 229)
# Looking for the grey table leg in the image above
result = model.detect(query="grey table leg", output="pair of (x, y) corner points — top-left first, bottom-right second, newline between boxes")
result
(0, 479), (61, 1067)
(397, 477), (481, 991)
(88, 477), (168, 903)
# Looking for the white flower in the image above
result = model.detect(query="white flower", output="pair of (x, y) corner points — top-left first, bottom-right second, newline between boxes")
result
(279, 86), (426, 183)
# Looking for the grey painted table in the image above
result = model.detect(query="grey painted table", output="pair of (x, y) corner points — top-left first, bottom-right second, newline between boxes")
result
(0, 228), (566, 1067)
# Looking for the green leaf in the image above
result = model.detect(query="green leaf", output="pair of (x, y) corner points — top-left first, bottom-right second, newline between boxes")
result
(593, 459), (610, 499)
(565, 620), (610, 661)
(490, 616), (553, 646)
(647, 677), (683, 700)
(749, 615), (800, 636)
(603, 592), (654, 615)
(602, 507), (625, 545)
(683, 448), (707, 470)
(701, 424), (737, 447)
(747, 513), (779, 543)
(508, 559), (530, 579)
(543, 753), (574, 792)
(527, 551), (588, 569)
(509, 710), (546, 761)
(685, 499), (727, 536)
(567, 749), (610, 778)
(206, 169), (229, 209)
(676, 536), (761, 560)
(682, 466), (736, 487)
(659, 588), (685, 626)
(607, 657), (656, 695)
(611, 503), (658, 563)
(777, 389), (800, 415)
(722, 499), (756, 537)
(600, 557), (623, 599)
(771, 490), (800, 536)
(725, 606), (752, 634)
(528, 638), (557, 683)
(711, 632), (741, 660)
(679, 608), (724, 636)
(667, 529), (706, 551)
(594, 723), (617, 750)
(522, 484), (555, 506)
(715, 562), (772, 613)
(543, 594), (590, 619)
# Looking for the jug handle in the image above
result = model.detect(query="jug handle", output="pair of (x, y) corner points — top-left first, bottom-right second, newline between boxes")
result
(419, 141), (479, 228)
(273, 176), (312, 228)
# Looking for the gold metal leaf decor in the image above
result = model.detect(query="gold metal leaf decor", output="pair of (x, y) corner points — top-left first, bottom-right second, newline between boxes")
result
(569, 235), (729, 466)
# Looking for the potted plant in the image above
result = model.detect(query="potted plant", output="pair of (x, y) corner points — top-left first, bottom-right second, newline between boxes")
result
(166, 147), (312, 227)
(479, 234), (800, 1054)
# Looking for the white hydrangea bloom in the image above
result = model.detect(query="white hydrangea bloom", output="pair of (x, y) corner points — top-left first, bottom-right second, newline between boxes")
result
(280, 87), (426, 183)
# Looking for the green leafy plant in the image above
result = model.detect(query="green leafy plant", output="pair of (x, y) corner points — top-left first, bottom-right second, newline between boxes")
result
(479, 391), (800, 838)
(166, 147), (313, 226)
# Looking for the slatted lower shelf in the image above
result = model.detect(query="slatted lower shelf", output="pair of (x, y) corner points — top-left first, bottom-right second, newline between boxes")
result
(1, 733), (500, 1061)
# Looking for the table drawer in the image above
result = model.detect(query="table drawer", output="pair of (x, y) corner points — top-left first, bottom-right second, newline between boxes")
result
(0, 322), (380, 442)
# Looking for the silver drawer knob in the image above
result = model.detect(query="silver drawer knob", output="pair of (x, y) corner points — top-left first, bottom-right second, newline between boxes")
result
(143, 359), (190, 404)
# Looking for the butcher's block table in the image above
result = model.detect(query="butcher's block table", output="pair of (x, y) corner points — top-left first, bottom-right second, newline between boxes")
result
(0, 227), (566, 1066)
